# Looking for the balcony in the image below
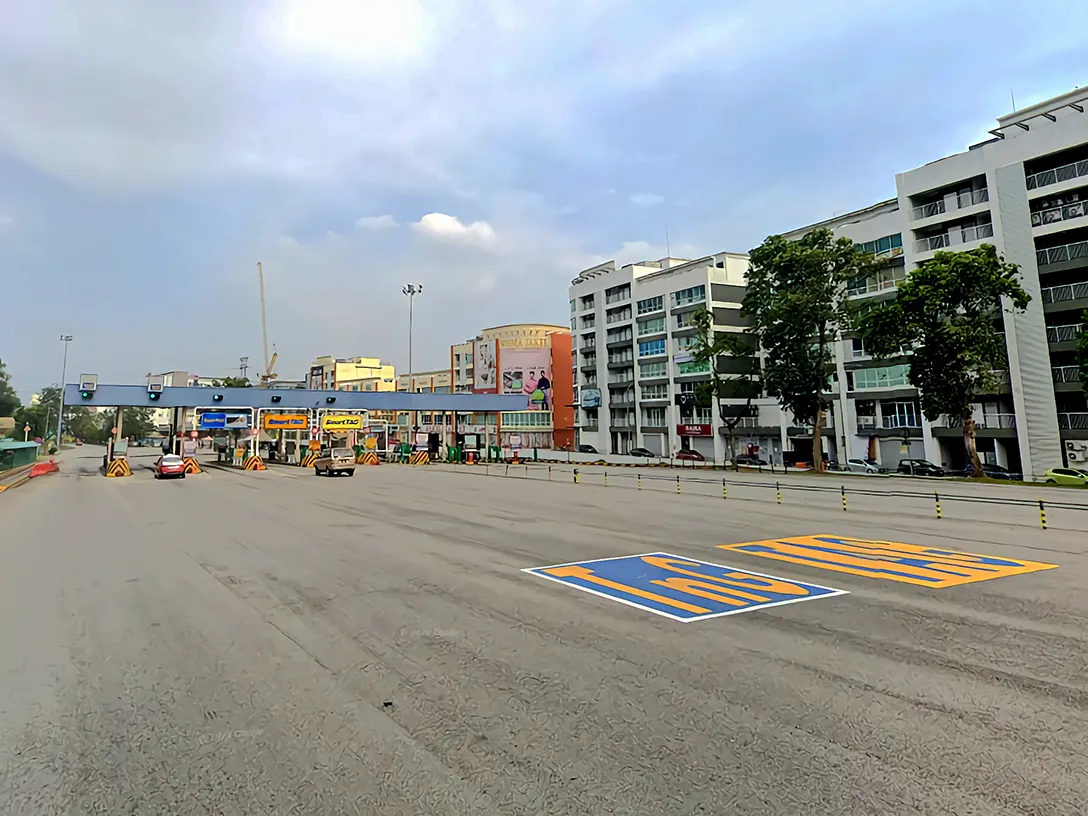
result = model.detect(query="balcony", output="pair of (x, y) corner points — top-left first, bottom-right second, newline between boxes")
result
(911, 188), (989, 221)
(846, 265), (908, 298)
(1037, 239), (1088, 267)
(881, 415), (921, 430)
(914, 222), (994, 253)
(1058, 412), (1088, 430)
(1026, 159), (1088, 191)
(943, 413), (1017, 430)
(1031, 200), (1087, 228)
(1041, 282), (1088, 304)
(1046, 323), (1084, 343)
(1053, 365), (1081, 384)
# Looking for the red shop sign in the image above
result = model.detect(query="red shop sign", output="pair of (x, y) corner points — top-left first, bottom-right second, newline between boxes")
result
(677, 423), (712, 437)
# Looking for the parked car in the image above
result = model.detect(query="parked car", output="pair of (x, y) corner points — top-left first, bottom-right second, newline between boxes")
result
(846, 458), (885, 474)
(734, 454), (768, 466)
(1044, 467), (1088, 486)
(314, 447), (356, 477)
(153, 454), (186, 480)
(675, 449), (705, 462)
(577, 444), (598, 454)
(628, 447), (656, 457)
(896, 459), (946, 477)
(964, 462), (1022, 480)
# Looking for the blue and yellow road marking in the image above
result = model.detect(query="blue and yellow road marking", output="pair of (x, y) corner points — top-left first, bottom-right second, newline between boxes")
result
(718, 535), (1058, 588)
(523, 552), (847, 622)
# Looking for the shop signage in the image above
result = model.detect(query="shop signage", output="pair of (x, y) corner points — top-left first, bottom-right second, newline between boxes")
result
(677, 423), (712, 437)
(321, 414), (363, 431)
(262, 413), (308, 430)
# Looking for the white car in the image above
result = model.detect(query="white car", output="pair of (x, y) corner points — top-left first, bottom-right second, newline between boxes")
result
(846, 458), (885, 474)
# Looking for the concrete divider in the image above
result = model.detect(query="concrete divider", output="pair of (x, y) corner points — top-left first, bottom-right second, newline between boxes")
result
(242, 456), (266, 471)
(182, 457), (203, 474)
(106, 458), (132, 477)
(357, 451), (380, 465)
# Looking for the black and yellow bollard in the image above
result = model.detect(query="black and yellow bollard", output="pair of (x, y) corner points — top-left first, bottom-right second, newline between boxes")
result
(548, 465), (552, 482)
(638, 473), (642, 490)
(776, 481), (782, 505)
(573, 468), (580, 484)
(1039, 498), (1047, 530)
(841, 484), (847, 512)
(722, 478), (728, 500)
(505, 464), (510, 476)
(676, 474), (681, 494)
(934, 491), (943, 520)
(604, 471), (608, 488)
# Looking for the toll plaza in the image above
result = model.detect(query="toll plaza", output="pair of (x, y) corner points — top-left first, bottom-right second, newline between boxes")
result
(64, 379), (526, 476)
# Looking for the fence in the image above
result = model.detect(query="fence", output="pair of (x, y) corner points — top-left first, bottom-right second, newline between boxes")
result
(443, 461), (1088, 532)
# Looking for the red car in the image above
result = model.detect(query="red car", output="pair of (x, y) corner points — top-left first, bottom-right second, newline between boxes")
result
(676, 449), (705, 461)
(154, 454), (186, 479)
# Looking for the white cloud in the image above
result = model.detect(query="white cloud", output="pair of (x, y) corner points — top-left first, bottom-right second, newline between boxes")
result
(355, 214), (399, 230)
(629, 192), (664, 208)
(412, 213), (496, 248)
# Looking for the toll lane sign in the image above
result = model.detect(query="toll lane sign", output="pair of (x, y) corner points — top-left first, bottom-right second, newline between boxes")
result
(523, 552), (847, 622)
(718, 535), (1059, 588)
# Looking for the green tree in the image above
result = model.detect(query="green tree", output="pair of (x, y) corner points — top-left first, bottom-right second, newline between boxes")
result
(1077, 309), (1088, 399)
(13, 386), (61, 442)
(690, 307), (761, 466)
(856, 244), (1029, 478)
(745, 229), (885, 472)
(0, 358), (20, 419)
(213, 377), (251, 388)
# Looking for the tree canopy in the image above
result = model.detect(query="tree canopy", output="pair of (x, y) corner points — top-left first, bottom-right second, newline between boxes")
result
(855, 243), (1029, 476)
(745, 228), (885, 471)
(0, 358), (20, 418)
(213, 377), (251, 388)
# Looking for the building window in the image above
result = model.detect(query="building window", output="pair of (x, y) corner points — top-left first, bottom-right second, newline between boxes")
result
(637, 295), (664, 315)
(641, 383), (668, 400)
(637, 317), (666, 336)
(882, 400), (920, 428)
(640, 361), (667, 378)
(853, 364), (911, 390)
(580, 294), (595, 310)
(679, 381), (696, 394)
(675, 335), (699, 352)
(677, 360), (711, 375)
(639, 339), (666, 357)
(642, 407), (667, 426)
(672, 284), (706, 307)
(858, 233), (903, 257)
(675, 312), (697, 329)
(605, 284), (631, 304)
(501, 411), (554, 428)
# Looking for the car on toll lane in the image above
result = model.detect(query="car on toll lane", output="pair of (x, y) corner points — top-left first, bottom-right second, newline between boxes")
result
(314, 447), (356, 477)
(154, 454), (186, 480)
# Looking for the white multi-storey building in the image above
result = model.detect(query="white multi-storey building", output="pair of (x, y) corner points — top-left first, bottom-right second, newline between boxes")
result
(787, 86), (1088, 477)
(569, 252), (789, 462)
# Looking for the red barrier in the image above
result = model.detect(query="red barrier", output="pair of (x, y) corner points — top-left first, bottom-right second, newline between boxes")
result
(27, 460), (60, 478)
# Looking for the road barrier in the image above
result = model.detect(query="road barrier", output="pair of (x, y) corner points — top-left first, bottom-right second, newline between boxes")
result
(106, 458), (132, 477)
(357, 451), (380, 466)
(183, 457), (202, 474)
(439, 462), (1088, 531)
(242, 456), (266, 471)
(299, 452), (318, 468)
(409, 451), (430, 465)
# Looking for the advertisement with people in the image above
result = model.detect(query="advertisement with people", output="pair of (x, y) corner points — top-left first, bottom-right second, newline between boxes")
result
(500, 347), (552, 410)
(473, 338), (498, 393)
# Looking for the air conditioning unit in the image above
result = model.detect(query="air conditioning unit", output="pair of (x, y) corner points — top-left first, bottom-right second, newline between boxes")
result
(1070, 452), (1081, 462)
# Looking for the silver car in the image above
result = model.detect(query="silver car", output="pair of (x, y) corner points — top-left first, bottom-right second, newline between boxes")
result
(846, 458), (885, 474)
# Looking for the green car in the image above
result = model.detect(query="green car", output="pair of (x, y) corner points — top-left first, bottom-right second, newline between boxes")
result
(1044, 467), (1088, 486)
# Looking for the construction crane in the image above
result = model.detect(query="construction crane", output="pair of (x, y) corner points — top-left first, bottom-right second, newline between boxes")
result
(256, 262), (279, 386)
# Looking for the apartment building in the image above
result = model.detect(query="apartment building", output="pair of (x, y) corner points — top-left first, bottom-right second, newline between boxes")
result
(569, 253), (767, 461)
(786, 86), (1088, 477)
(149, 370), (229, 431)
(307, 356), (396, 392)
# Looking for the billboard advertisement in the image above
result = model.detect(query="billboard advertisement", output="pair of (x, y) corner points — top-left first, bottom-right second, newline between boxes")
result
(262, 413), (308, 430)
(473, 338), (498, 393)
(580, 388), (601, 409)
(500, 347), (552, 410)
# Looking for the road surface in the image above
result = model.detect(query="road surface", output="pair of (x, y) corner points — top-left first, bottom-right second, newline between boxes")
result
(2, 446), (1087, 814)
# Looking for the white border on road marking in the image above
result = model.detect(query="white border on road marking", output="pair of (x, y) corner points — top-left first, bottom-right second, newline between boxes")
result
(523, 551), (849, 623)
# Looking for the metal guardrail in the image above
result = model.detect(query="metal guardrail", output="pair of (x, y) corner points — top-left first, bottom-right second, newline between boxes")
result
(439, 461), (1088, 531)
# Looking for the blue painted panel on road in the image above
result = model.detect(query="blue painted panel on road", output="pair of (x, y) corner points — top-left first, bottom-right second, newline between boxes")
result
(199, 412), (227, 429)
(523, 552), (847, 622)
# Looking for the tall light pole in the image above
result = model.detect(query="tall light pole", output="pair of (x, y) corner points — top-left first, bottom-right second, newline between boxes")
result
(402, 284), (423, 384)
(55, 334), (73, 446)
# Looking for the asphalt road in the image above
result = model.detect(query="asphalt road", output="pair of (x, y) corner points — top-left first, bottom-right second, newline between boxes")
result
(2, 446), (1087, 814)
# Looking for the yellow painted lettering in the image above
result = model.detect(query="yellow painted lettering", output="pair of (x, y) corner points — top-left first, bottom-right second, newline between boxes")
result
(649, 577), (768, 606)
(641, 556), (809, 597)
(544, 565), (711, 614)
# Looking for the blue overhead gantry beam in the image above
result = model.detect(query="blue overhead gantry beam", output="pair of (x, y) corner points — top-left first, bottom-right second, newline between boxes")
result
(64, 384), (528, 412)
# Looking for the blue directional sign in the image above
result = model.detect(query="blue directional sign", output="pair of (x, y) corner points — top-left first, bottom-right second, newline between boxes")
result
(524, 552), (847, 622)
(199, 412), (227, 429)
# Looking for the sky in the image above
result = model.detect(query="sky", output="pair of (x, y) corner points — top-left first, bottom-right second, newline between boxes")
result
(2, 0), (1087, 398)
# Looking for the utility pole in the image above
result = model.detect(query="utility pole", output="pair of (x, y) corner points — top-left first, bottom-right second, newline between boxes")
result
(55, 334), (73, 447)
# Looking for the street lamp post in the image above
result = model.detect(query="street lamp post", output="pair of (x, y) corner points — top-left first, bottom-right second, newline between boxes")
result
(402, 284), (423, 383)
(55, 334), (73, 447)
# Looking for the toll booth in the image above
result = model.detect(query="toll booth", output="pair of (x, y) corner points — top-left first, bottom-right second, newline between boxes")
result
(257, 410), (310, 464)
(357, 421), (389, 458)
(317, 410), (367, 449)
(195, 407), (256, 462)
